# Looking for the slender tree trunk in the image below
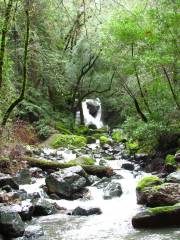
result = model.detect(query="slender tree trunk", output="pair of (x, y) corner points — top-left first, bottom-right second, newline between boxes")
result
(131, 43), (152, 114)
(162, 65), (180, 110)
(1, 2), (30, 127)
(133, 97), (148, 122)
(0, 0), (13, 89)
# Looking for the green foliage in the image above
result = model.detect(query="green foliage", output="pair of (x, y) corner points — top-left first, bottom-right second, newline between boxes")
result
(50, 134), (87, 149)
(136, 176), (163, 191)
(73, 125), (89, 135)
(35, 120), (54, 140)
(99, 135), (110, 144)
(55, 122), (72, 134)
(165, 154), (176, 166)
(112, 129), (127, 143)
(68, 156), (96, 166)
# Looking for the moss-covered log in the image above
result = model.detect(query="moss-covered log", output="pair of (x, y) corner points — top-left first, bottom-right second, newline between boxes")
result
(25, 156), (114, 177)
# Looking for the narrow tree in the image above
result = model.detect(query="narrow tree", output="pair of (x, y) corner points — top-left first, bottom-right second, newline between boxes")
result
(0, 0), (14, 89)
(1, 0), (30, 127)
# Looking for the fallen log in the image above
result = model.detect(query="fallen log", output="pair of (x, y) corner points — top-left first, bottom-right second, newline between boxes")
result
(25, 156), (114, 177)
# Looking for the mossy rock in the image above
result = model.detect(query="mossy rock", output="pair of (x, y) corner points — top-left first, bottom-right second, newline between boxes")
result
(112, 130), (127, 143)
(50, 134), (87, 149)
(165, 154), (176, 166)
(55, 122), (72, 135)
(148, 203), (180, 215)
(136, 176), (163, 191)
(99, 135), (110, 144)
(68, 156), (96, 166)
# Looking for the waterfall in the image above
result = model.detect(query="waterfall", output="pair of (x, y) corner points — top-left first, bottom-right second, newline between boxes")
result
(81, 98), (103, 129)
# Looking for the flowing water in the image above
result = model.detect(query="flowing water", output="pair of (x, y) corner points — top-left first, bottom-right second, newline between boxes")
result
(21, 159), (180, 240)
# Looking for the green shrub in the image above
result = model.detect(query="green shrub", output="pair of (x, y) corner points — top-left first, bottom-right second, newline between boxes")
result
(55, 121), (72, 134)
(73, 125), (89, 135)
(50, 134), (87, 148)
(165, 154), (176, 166)
(112, 129), (127, 143)
(136, 176), (163, 191)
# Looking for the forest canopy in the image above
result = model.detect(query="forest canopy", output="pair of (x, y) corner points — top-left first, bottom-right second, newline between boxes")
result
(0, 0), (179, 153)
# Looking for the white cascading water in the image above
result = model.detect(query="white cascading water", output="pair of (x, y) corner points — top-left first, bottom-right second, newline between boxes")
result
(81, 98), (103, 129)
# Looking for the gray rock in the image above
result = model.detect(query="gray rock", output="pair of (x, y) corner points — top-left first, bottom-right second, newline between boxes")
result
(33, 199), (57, 216)
(0, 206), (25, 237)
(0, 173), (19, 190)
(121, 163), (134, 171)
(29, 167), (44, 178)
(103, 182), (122, 199)
(87, 175), (100, 185)
(175, 152), (180, 162)
(14, 169), (31, 185)
(71, 206), (102, 216)
(93, 177), (111, 189)
(46, 168), (87, 199)
(166, 171), (180, 183)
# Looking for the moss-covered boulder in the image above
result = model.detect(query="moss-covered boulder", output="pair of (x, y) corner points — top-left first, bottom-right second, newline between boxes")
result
(99, 135), (110, 145)
(68, 156), (96, 166)
(132, 203), (180, 228)
(136, 176), (180, 207)
(50, 134), (87, 149)
(136, 176), (162, 191)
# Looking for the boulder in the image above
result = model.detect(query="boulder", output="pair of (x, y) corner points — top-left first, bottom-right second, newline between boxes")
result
(121, 163), (134, 171)
(71, 206), (102, 216)
(93, 177), (111, 189)
(46, 167), (87, 199)
(175, 152), (180, 162)
(0, 206), (25, 237)
(13, 169), (31, 185)
(29, 167), (44, 178)
(33, 199), (57, 216)
(132, 204), (180, 228)
(0, 173), (19, 190)
(166, 170), (180, 183)
(87, 175), (100, 185)
(137, 183), (180, 207)
(103, 182), (122, 199)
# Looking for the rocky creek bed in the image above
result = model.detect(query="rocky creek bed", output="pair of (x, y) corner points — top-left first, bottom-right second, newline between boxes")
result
(0, 137), (180, 240)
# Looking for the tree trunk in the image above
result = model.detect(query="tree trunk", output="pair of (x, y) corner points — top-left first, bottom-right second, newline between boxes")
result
(162, 66), (180, 110)
(1, 1), (30, 127)
(0, 0), (13, 89)
(133, 97), (148, 122)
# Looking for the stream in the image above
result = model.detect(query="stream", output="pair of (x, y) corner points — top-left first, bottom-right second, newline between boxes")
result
(20, 157), (180, 240)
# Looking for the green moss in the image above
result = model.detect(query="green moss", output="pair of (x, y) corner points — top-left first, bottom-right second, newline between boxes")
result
(50, 134), (87, 149)
(55, 122), (72, 134)
(165, 154), (176, 166)
(99, 135), (110, 144)
(92, 133), (102, 139)
(112, 130), (127, 143)
(136, 176), (163, 191)
(148, 203), (180, 215)
(68, 156), (96, 166)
